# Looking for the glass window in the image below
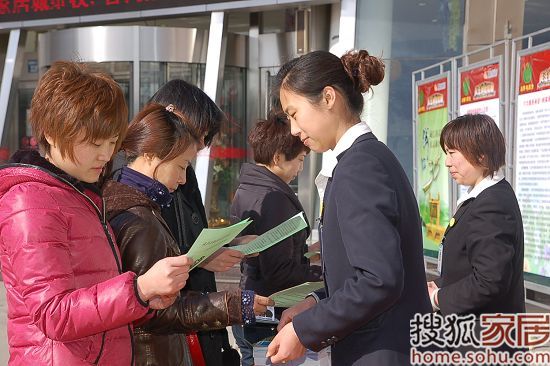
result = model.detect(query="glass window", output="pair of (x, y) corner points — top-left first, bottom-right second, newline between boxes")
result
(167, 63), (205, 88)
(139, 62), (206, 108)
(140, 62), (166, 108)
(358, 0), (466, 182)
(88, 62), (132, 110)
(208, 66), (247, 227)
(0, 83), (35, 162)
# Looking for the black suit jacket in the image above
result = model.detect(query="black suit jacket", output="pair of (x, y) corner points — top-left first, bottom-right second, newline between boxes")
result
(434, 179), (525, 315)
(293, 133), (431, 366)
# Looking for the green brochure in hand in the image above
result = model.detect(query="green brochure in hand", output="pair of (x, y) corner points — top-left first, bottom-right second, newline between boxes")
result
(186, 219), (252, 270)
(270, 281), (325, 308)
(231, 212), (308, 255)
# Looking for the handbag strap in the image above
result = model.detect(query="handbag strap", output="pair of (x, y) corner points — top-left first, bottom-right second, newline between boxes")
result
(186, 333), (206, 366)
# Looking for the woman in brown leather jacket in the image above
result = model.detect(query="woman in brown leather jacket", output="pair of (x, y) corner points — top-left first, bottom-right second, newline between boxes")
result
(103, 103), (272, 366)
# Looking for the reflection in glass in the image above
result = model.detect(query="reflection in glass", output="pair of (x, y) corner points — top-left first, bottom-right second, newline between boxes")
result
(87, 62), (132, 115)
(208, 66), (247, 227)
(139, 62), (206, 109)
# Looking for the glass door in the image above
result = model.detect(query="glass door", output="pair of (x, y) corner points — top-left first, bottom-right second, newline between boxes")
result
(259, 67), (321, 225)
(208, 66), (247, 227)
(86, 61), (132, 117)
(139, 62), (206, 108)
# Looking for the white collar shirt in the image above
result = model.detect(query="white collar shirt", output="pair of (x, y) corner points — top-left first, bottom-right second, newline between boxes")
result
(315, 121), (372, 200)
(456, 172), (504, 207)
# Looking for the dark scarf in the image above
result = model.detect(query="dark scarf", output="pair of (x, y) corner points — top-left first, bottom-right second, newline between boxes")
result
(118, 166), (172, 209)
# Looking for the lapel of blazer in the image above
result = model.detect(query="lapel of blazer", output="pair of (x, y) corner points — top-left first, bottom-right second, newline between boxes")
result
(320, 177), (333, 225)
(322, 132), (376, 221)
(443, 197), (475, 239)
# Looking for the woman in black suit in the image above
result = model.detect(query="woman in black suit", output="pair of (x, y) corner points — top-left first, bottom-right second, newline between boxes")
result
(266, 50), (431, 366)
(429, 114), (525, 339)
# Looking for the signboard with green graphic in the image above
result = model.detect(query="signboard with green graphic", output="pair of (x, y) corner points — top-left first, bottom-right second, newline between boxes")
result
(415, 74), (452, 258)
(458, 59), (501, 127)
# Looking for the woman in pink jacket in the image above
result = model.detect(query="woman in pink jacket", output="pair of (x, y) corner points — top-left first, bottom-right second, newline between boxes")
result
(0, 61), (192, 365)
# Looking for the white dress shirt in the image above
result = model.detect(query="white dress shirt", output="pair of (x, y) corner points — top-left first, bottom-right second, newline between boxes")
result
(315, 121), (372, 200)
(456, 171), (505, 207)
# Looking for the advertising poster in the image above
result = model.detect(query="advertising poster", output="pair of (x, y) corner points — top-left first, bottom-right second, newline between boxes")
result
(457, 60), (502, 198)
(416, 76), (451, 257)
(514, 47), (550, 280)
(459, 60), (501, 127)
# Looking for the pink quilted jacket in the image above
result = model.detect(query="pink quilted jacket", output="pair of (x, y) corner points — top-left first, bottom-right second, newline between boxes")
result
(0, 162), (150, 365)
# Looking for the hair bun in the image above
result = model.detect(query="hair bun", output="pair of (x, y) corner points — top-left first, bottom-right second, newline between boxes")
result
(341, 50), (385, 93)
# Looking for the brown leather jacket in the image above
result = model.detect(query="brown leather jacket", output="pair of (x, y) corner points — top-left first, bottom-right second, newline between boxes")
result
(103, 180), (242, 366)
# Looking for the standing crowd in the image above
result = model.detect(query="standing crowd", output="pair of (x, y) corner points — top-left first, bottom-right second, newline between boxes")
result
(0, 49), (525, 366)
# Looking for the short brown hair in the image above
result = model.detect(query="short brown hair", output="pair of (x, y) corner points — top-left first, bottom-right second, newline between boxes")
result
(249, 111), (309, 165)
(440, 114), (505, 177)
(30, 61), (128, 161)
(122, 103), (199, 176)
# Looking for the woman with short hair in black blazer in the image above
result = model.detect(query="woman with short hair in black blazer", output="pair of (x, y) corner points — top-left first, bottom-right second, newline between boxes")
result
(266, 50), (431, 366)
(428, 114), (525, 318)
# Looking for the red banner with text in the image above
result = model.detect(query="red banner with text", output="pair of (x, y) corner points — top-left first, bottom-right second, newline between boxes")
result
(460, 62), (500, 105)
(417, 77), (448, 114)
(519, 48), (550, 95)
(0, 0), (237, 22)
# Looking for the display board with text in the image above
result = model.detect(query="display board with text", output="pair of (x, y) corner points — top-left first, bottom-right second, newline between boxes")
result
(415, 74), (451, 258)
(459, 58), (502, 128)
(514, 45), (550, 284)
(0, 0), (236, 23)
(457, 58), (503, 198)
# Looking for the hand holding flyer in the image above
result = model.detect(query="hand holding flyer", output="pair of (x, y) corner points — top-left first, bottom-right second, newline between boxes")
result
(269, 281), (325, 308)
(186, 219), (252, 270)
(231, 212), (308, 255)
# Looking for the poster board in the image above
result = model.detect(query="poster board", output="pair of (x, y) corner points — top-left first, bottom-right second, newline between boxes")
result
(458, 57), (503, 128)
(414, 73), (452, 258)
(513, 44), (550, 286)
(457, 57), (503, 199)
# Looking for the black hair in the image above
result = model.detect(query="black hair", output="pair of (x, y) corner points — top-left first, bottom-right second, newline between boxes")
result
(274, 50), (385, 116)
(149, 79), (225, 147)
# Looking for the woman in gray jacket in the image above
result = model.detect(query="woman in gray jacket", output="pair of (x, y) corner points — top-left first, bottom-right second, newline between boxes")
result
(230, 111), (322, 366)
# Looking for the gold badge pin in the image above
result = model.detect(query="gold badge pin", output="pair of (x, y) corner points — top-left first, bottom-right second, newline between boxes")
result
(449, 217), (456, 227)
